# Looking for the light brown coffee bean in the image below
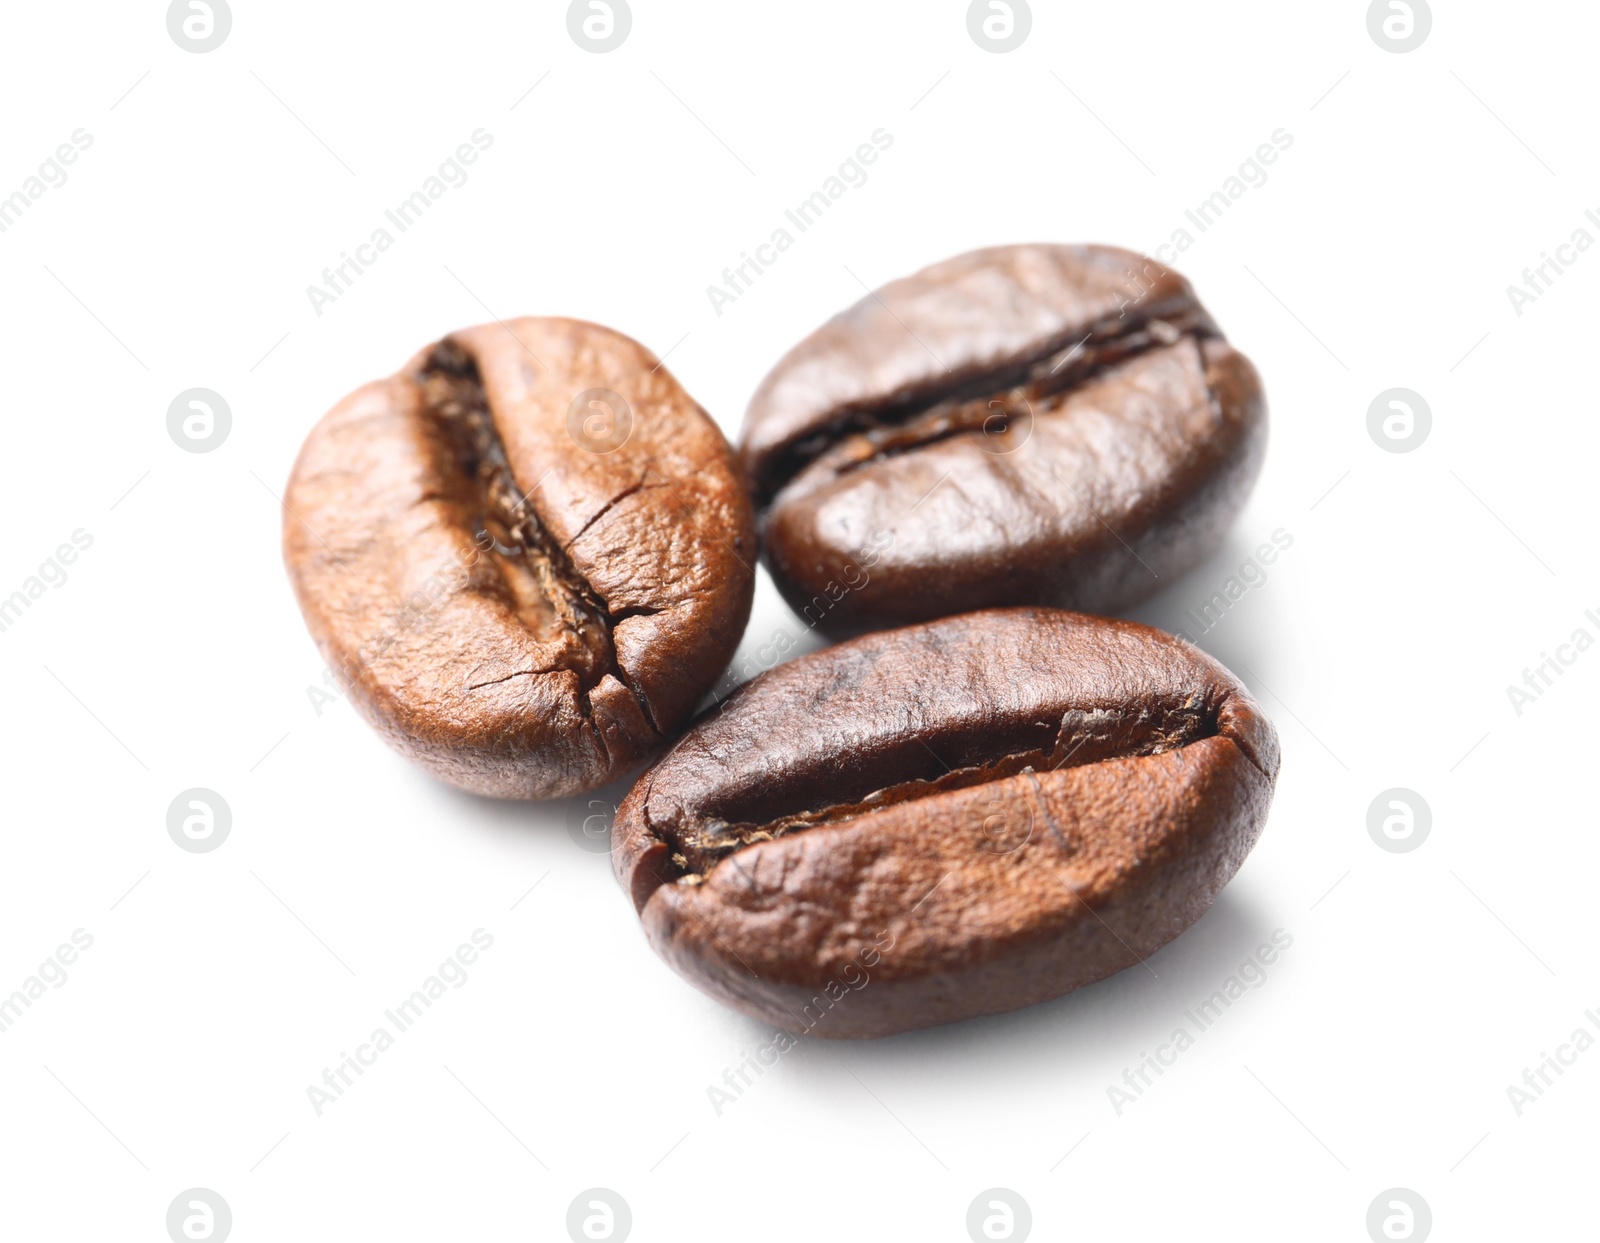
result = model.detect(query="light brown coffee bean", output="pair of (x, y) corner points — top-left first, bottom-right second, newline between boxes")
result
(284, 318), (756, 798)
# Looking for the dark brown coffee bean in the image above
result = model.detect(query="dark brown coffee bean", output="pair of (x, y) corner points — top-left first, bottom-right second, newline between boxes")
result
(613, 608), (1279, 1038)
(739, 244), (1267, 633)
(284, 318), (756, 799)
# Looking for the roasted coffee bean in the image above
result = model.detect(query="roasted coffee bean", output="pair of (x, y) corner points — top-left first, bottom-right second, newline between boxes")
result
(614, 608), (1279, 1038)
(284, 318), (756, 799)
(739, 244), (1267, 633)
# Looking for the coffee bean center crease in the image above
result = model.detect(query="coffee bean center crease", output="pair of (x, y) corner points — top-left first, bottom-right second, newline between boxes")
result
(761, 299), (1218, 502)
(420, 341), (660, 732)
(659, 693), (1221, 882)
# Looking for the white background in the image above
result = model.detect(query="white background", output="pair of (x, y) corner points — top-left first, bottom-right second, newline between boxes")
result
(0, 1), (1594, 1239)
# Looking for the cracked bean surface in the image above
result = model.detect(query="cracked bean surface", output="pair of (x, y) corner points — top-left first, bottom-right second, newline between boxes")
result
(284, 317), (755, 798)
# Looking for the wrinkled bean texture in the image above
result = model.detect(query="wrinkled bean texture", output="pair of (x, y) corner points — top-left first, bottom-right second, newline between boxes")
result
(284, 318), (756, 799)
(615, 608), (1280, 1038)
(739, 244), (1268, 633)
